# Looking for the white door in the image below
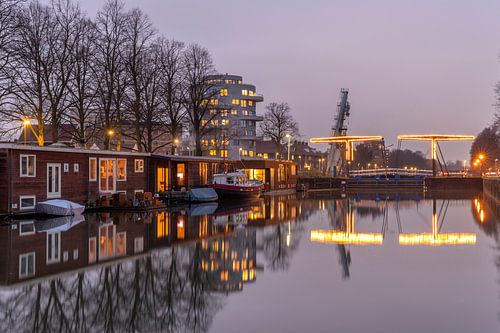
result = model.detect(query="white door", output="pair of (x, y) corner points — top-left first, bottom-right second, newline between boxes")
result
(47, 163), (61, 198)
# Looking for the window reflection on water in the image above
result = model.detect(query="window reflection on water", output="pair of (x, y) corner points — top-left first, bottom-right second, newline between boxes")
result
(0, 192), (498, 332)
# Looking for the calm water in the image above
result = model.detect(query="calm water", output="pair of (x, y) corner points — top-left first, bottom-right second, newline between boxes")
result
(0, 192), (498, 333)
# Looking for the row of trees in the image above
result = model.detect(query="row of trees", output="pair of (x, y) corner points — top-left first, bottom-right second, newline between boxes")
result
(0, 0), (223, 154)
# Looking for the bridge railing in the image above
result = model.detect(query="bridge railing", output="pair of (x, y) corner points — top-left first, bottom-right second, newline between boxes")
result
(349, 168), (434, 177)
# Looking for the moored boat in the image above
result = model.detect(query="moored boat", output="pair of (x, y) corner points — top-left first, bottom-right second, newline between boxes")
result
(211, 170), (262, 199)
(35, 199), (85, 216)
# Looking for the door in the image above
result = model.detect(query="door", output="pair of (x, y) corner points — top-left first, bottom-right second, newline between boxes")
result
(99, 159), (116, 193)
(47, 163), (61, 198)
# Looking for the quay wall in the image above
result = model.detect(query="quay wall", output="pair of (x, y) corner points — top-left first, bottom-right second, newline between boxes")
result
(424, 177), (483, 192)
(484, 178), (500, 203)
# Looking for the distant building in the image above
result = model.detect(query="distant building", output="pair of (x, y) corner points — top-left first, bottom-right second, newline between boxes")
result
(256, 139), (326, 172)
(195, 74), (264, 159)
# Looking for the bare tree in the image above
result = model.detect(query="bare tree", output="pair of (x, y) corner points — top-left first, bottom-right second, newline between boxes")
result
(93, 0), (127, 150)
(260, 102), (299, 158)
(65, 16), (98, 147)
(181, 44), (218, 156)
(158, 38), (186, 154)
(122, 7), (155, 151)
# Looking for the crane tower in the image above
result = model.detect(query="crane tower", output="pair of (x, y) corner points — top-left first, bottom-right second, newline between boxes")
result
(326, 89), (350, 176)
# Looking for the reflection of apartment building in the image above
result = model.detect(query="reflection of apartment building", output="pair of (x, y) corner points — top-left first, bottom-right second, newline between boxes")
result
(201, 229), (257, 292)
(197, 74), (264, 159)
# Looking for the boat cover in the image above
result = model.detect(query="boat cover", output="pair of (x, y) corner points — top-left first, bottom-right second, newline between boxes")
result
(188, 188), (218, 202)
(188, 202), (218, 216)
(35, 199), (85, 216)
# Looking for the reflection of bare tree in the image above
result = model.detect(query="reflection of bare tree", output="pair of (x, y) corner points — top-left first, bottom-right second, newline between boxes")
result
(262, 222), (304, 271)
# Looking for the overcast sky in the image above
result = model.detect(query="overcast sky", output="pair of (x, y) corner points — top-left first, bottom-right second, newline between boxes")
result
(75, 0), (500, 160)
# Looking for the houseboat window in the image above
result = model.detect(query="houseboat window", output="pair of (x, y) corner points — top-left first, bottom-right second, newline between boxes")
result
(157, 167), (169, 192)
(200, 163), (209, 185)
(63, 163), (69, 172)
(19, 221), (35, 236)
(245, 169), (266, 182)
(116, 232), (126, 256)
(20, 154), (36, 177)
(46, 232), (61, 264)
(291, 164), (297, 175)
(19, 195), (36, 210)
(19, 252), (35, 279)
(157, 211), (169, 239)
(89, 237), (96, 263)
(74, 163), (79, 173)
(134, 159), (144, 173)
(89, 158), (97, 181)
(117, 159), (127, 181)
(99, 159), (115, 192)
(278, 164), (285, 182)
(99, 224), (115, 260)
(134, 237), (144, 253)
(177, 164), (185, 186)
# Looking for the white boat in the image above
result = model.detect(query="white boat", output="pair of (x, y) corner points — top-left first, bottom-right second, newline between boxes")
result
(35, 199), (85, 216)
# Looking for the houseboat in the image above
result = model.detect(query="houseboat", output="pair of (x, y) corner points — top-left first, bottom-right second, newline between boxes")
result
(211, 170), (262, 199)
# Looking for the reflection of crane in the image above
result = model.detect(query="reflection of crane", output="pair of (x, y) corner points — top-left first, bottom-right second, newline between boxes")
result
(326, 89), (350, 176)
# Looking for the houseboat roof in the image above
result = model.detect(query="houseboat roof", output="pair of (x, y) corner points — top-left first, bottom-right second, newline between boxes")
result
(150, 153), (236, 163)
(0, 143), (150, 156)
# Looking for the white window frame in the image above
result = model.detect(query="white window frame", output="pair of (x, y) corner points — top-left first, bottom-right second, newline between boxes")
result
(134, 237), (144, 253)
(19, 154), (36, 177)
(73, 249), (79, 260)
(63, 163), (69, 172)
(89, 157), (97, 181)
(46, 232), (61, 264)
(98, 158), (116, 193)
(19, 221), (35, 236)
(19, 252), (35, 279)
(47, 163), (62, 199)
(134, 189), (144, 194)
(134, 159), (144, 173)
(117, 158), (127, 181)
(73, 163), (79, 173)
(19, 195), (36, 211)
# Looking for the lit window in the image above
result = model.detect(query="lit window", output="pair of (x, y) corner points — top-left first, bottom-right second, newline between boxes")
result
(117, 159), (126, 181)
(231, 109), (238, 115)
(220, 88), (228, 96)
(134, 159), (144, 173)
(201, 119), (208, 126)
(211, 119), (219, 126)
(209, 150), (217, 156)
(221, 109), (228, 117)
(89, 237), (96, 263)
(116, 232), (126, 256)
(221, 119), (229, 125)
(242, 89), (248, 96)
(210, 98), (218, 105)
(232, 99), (240, 105)
(201, 140), (209, 146)
(210, 109), (217, 115)
(248, 90), (255, 96)
(20, 154), (36, 177)
(89, 158), (97, 181)
(249, 151), (254, 157)
(220, 150), (228, 158)
(240, 100), (247, 107)
(248, 100), (254, 106)
(242, 110), (248, 116)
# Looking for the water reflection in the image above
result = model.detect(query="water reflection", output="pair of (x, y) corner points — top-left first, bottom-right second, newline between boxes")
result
(0, 193), (499, 332)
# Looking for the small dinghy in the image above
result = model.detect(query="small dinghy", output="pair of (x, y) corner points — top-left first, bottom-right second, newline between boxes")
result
(187, 187), (218, 202)
(35, 199), (85, 216)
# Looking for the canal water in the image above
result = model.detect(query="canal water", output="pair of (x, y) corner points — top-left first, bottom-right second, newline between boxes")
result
(0, 192), (498, 333)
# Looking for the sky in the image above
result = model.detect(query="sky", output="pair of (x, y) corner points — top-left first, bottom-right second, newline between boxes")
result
(75, 0), (500, 161)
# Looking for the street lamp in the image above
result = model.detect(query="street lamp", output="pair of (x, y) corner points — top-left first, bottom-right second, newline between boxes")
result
(239, 147), (243, 160)
(22, 119), (31, 145)
(107, 129), (115, 150)
(285, 133), (291, 161)
(174, 138), (180, 155)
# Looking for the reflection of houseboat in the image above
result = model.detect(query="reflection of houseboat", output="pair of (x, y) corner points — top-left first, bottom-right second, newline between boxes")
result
(211, 170), (262, 198)
(213, 207), (250, 227)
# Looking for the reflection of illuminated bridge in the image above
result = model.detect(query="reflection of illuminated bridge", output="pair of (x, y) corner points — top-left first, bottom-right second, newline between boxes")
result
(311, 202), (384, 245)
(311, 199), (476, 247)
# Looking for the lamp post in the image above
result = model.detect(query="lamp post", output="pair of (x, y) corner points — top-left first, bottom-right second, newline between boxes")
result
(286, 133), (291, 161)
(174, 138), (180, 155)
(107, 129), (115, 150)
(239, 147), (243, 160)
(22, 119), (31, 145)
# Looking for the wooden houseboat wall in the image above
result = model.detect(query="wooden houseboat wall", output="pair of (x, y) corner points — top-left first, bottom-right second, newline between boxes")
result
(236, 159), (298, 191)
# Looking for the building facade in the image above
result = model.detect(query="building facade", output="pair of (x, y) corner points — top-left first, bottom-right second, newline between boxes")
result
(200, 74), (264, 160)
